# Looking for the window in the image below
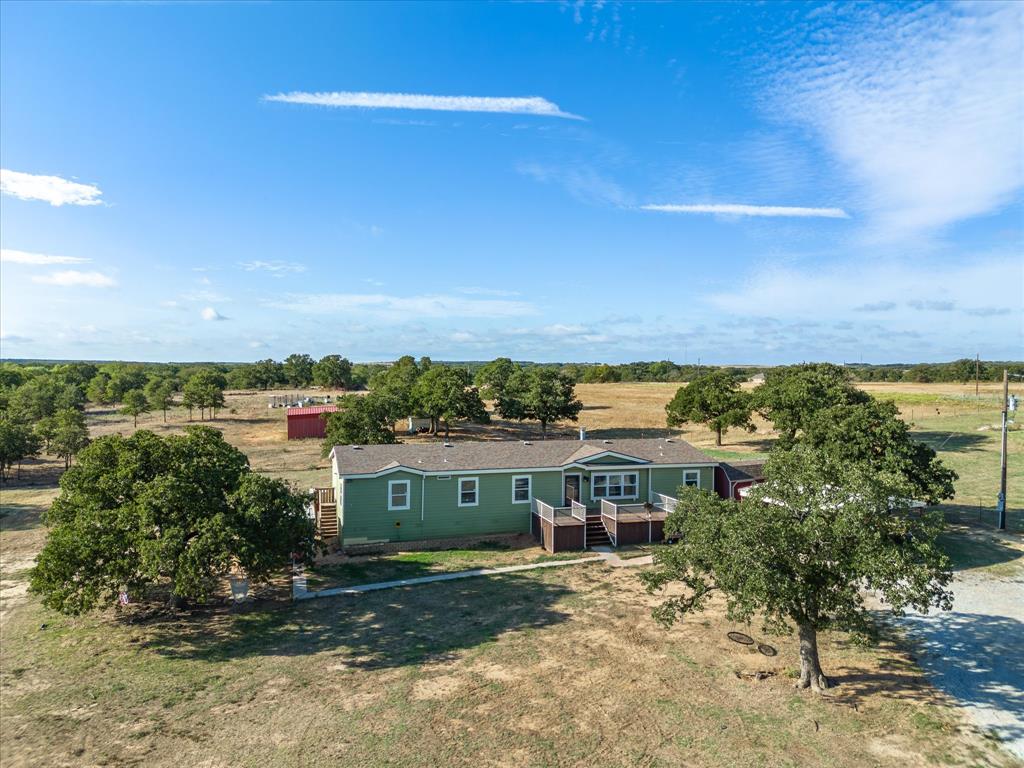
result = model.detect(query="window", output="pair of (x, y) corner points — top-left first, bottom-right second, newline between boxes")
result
(592, 472), (639, 500)
(458, 477), (479, 507)
(512, 475), (531, 504)
(682, 470), (701, 489)
(388, 479), (410, 511)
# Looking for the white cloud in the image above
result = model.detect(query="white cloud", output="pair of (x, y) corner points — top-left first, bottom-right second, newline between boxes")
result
(0, 248), (90, 265)
(765, 2), (1024, 240)
(265, 292), (538, 320)
(641, 203), (849, 219)
(0, 169), (103, 206)
(201, 307), (227, 321)
(708, 253), (1023, 330)
(31, 270), (116, 288)
(518, 162), (632, 207)
(263, 91), (584, 120)
(239, 260), (306, 275)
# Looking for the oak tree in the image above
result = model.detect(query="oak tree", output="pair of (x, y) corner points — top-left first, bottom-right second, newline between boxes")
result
(665, 370), (753, 446)
(641, 446), (952, 692)
(498, 367), (582, 437)
(30, 427), (315, 613)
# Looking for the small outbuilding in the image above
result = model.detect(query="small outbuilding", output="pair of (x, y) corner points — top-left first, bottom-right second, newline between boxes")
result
(286, 405), (338, 440)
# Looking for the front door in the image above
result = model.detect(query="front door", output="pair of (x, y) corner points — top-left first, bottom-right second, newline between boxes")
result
(564, 474), (582, 506)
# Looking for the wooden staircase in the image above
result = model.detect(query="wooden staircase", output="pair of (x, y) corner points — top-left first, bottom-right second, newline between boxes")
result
(585, 515), (612, 547)
(314, 487), (339, 541)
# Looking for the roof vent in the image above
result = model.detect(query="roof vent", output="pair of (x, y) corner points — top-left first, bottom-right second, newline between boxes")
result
(443, 442), (453, 448)
(602, 439), (612, 444)
(351, 445), (362, 450)
(523, 440), (532, 446)
(665, 438), (674, 443)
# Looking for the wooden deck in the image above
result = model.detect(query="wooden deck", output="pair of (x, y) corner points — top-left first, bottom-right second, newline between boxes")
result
(531, 500), (674, 552)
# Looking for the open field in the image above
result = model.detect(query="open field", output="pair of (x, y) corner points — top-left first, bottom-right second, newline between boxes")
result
(2, 380), (1022, 766)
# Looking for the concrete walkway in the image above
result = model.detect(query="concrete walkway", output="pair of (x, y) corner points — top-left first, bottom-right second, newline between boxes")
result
(293, 548), (655, 600)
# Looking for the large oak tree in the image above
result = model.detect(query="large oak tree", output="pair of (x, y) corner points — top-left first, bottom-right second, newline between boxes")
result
(497, 367), (583, 437)
(641, 446), (952, 692)
(665, 370), (753, 446)
(31, 427), (314, 613)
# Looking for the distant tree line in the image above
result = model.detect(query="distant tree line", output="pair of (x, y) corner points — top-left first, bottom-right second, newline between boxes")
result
(321, 355), (585, 449)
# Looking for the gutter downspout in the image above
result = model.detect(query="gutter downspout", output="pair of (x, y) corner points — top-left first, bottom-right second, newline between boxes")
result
(421, 475), (426, 523)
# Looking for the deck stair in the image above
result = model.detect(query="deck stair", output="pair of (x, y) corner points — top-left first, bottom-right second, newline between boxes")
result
(314, 487), (339, 540)
(585, 515), (612, 548)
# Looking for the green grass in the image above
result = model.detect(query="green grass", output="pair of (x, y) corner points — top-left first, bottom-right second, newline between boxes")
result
(701, 447), (767, 461)
(937, 530), (1024, 577)
(909, 408), (1023, 531)
(305, 543), (597, 590)
(872, 391), (1003, 408)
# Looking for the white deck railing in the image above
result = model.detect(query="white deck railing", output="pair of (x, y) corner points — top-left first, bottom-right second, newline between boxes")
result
(570, 499), (587, 522)
(649, 491), (678, 514)
(532, 498), (576, 524)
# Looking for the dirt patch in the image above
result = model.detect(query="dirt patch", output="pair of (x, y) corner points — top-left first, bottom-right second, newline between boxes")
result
(411, 673), (464, 701)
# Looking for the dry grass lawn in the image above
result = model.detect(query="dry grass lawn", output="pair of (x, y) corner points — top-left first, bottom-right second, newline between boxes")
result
(1, 380), (1021, 766)
(2, 539), (1015, 768)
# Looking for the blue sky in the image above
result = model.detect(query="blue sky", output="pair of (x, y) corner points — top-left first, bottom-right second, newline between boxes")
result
(1, 0), (1021, 364)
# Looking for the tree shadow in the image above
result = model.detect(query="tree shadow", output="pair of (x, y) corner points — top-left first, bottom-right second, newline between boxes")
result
(1, 458), (64, 487)
(937, 529), (1024, 572)
(141, 572), (575, 671)
(941, 505), (1024, 534)
(0, 503), (48, 532)
(895, 611), (1024, 749)
(829, 611), (1024, 753)
(913, 431), (990, 452)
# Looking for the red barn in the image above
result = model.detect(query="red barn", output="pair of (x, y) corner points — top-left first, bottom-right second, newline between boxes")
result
(286, 405), (338, 440)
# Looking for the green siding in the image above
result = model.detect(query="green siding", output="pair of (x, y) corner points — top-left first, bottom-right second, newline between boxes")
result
(339, 463), (717, 545)
(649, 466), (715, 497)
(340, 469), (562, 545)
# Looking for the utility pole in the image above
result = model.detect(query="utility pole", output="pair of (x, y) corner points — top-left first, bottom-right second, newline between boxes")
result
(997, 368), (1008, 530)
(975, 354), (980, 397)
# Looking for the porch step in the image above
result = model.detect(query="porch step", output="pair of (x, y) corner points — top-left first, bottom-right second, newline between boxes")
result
(318, 502), (339, 539)
(585, 519), (612, 547)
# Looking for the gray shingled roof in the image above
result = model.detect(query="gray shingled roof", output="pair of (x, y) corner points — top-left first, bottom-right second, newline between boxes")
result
(720, 460), (766, 483)
(332, 437), (717, 475)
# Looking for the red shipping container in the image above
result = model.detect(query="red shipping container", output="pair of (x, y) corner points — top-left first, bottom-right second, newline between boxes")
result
(286, 405), (338, 440)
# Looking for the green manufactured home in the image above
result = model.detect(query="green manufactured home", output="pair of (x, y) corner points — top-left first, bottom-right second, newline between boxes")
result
(323, 438), (718, 552)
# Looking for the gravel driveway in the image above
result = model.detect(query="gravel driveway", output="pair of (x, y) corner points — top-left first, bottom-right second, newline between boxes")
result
(898, 537), (1024, 761)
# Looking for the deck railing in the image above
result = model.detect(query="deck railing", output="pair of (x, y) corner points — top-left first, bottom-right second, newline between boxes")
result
(649, 491), (677, 514)
(570, 500), (587, 523)
(532, 498), (575, 524)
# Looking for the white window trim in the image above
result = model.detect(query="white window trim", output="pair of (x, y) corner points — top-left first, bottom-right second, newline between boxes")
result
(591, 472), (640, 501)
(512, 475), (532, 504)
(388, 479), (411, 511)
(458, 476), (479, 508)
(682, 469), (701, 489)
